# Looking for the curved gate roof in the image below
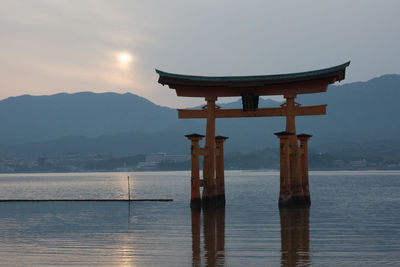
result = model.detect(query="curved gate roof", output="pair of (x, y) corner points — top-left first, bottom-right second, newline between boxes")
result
(156, 62), (350, 97)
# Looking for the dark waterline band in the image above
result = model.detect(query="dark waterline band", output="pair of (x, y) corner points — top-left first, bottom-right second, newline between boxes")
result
(0, 199), (173, 202)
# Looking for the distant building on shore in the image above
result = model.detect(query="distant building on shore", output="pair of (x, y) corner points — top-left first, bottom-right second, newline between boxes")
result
(137, 152), (190, 170)
(350, 159), (367, 168)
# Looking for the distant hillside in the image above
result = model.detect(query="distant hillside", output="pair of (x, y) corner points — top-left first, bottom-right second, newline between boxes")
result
(296, 74), (400, 146)
(0, 74), (399, 157)
(0, 92), (177, 144)
(0, 132), (186, 157)
(0, 98), (280, 157)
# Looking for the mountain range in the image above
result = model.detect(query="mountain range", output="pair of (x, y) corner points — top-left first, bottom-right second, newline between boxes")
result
(0, 74), (399, 157)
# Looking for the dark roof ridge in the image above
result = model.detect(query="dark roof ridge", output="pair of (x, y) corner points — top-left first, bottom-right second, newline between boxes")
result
(156, 61), (350, 83)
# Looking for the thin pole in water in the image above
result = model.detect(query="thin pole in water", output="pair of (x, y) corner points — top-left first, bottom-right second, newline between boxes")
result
(127, 176), (131, 201)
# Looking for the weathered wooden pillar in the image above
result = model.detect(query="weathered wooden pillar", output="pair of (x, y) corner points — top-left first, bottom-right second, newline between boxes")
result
(298, 134), (312, 206)
(282, 95), (306, 206)
(275, 131), (293, 206)
(203, 96), (217, 207)
(186, 133), (205, 209)
(284, 95), (296, 135)
(215, 136), (228, 207)
(292, 141), (306, 206)
(191, 208), (201, 266)
(286, 95), (300, 199)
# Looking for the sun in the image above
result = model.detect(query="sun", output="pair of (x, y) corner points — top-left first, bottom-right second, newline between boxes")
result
(118, 53), (132, 64)
(116, 52), (133, 70)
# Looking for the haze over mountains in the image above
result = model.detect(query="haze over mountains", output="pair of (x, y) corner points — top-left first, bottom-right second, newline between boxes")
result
(0, 74), (399, 157)
(0, 92), (176, 144)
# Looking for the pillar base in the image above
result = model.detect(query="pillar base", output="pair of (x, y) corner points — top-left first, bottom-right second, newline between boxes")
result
(214, 194), (226, 208)
(303, 185), (311, 205)
(304, 195), (311, 206)
(279, 195), (310, 207)
(201, 196), (216, 209)
(190, 198), (202, 209)
(192, 195), (226, 209)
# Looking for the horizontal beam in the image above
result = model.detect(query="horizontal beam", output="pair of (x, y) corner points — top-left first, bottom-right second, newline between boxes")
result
(295, 104), (327, 116)
(178, 105), (326, 119)
(173, 78), (331, 97)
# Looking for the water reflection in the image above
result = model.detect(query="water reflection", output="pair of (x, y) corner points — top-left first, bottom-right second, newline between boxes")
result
(191, 207), (225, 267)
(280, 207), (310, 267)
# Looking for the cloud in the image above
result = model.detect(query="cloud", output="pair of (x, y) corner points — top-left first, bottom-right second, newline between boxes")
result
(0, 0), (399, 107)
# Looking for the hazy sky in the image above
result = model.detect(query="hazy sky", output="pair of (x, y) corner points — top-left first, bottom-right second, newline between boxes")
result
(1, 0), (399, 107)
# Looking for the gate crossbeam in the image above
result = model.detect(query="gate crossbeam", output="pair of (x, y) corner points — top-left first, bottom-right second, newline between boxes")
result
(178, 105), (326, 119)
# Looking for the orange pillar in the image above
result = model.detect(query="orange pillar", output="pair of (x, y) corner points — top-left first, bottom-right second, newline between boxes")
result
(280, 95), (307, 206)
(215, 136), (228, 207)
(285, 95), (303, 204)
(298, 134), (312, 206)
(186, 133), (204, 209)
(284, 95), (296, 135)
(275, 131), (293, 206)
(203, 96), (217, 207)
(292, 140), (306, 206)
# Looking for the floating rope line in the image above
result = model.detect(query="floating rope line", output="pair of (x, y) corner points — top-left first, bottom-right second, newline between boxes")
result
(0, 199), (173, 202)
(127, 175), (131, 201)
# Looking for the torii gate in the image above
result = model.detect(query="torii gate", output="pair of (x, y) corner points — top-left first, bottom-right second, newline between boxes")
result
(156, 62), (350, 208)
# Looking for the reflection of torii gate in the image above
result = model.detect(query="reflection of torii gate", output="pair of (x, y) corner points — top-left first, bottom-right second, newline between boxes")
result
(156, 62), (350, 208)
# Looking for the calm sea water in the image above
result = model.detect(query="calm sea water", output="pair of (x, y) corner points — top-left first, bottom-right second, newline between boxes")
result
(0, 170), (399, 266)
